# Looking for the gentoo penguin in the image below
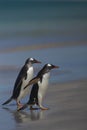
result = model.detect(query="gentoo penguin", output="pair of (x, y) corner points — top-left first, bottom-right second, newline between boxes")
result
(2, 58), (41, 108)
(18, 64), (59, 111)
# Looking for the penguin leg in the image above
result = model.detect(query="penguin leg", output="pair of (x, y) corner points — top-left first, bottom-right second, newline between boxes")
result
(38, 96), (49, 110)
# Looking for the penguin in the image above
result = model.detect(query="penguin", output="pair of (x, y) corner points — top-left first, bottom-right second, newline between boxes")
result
(2, 58), (41, 108)
(18, 63), (59, 111)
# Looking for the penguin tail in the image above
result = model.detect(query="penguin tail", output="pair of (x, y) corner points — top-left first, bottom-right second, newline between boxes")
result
(2, 96), (13, 105)
(18, 103), (28, 111)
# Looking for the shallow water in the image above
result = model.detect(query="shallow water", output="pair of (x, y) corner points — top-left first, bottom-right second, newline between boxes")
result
(0, 80), (87, 130)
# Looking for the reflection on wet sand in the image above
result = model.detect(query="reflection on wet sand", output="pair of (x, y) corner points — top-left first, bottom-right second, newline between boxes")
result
(3, 107), (45, 123)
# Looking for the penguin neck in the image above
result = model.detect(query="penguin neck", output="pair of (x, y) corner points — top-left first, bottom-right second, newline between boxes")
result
(39, 71), (50, 83)
(43, 72), (50, 80)
(26, 62), (33, 69)
(26, 63), (34, 80)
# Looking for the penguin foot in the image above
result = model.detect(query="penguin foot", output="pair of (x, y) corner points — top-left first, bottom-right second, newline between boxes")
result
(40, 106), (49, 110)
(17, 102), (23, 110)
(17, 105), (23, 110)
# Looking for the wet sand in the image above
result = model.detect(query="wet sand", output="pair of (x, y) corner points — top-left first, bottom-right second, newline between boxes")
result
(0, 79), (87, 130)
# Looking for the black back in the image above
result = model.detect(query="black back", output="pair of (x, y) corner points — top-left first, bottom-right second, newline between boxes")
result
(12, 64), (28, 99)
(27, 83), (39, 105)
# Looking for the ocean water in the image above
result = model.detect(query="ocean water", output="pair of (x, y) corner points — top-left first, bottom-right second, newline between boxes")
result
(0, 1), (87, 47)
(0, 1), (87, 87)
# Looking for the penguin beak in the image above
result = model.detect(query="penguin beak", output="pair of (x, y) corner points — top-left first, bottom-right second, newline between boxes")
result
(52, 65), (59, 69)
(33, 59), (41, 64)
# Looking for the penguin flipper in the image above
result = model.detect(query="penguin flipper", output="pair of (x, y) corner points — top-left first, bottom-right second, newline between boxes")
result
(2, 97), (13, 105)
(24, 77), (40, 89)
(18, 103), (28, 111)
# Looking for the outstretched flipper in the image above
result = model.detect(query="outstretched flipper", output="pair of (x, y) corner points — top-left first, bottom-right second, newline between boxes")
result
(24, 77), (40, 89)
(2, 96), (13, 105)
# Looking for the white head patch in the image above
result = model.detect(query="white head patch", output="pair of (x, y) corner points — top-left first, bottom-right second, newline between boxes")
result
(47, 64), (52, 67)
(30, 58), (34, 61)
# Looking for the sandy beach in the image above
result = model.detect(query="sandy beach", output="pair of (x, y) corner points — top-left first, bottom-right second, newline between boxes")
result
(0, 79), (87, 130)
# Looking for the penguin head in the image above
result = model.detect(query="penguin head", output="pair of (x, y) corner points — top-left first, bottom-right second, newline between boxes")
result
(45, 64), (59, 71)
(38, 63), (59, 76)
(25, 58), (41, 65)
(42, 63), (59, 74)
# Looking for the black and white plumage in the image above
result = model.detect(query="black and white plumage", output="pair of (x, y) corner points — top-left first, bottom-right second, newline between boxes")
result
(18, 64), (59, 111)
(2, 58), (41, 108)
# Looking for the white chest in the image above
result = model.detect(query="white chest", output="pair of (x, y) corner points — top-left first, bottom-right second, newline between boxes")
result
(18, 66), (34, 101)
(27, 67), (34, 81)
(23, 66), (33, 86)
(21, 67), (34, 92)
(38, 72), (50, 98)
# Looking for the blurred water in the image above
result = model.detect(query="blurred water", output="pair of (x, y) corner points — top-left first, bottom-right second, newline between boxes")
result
(0, 1), (87, 48)
(0, 1), (87, 87)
